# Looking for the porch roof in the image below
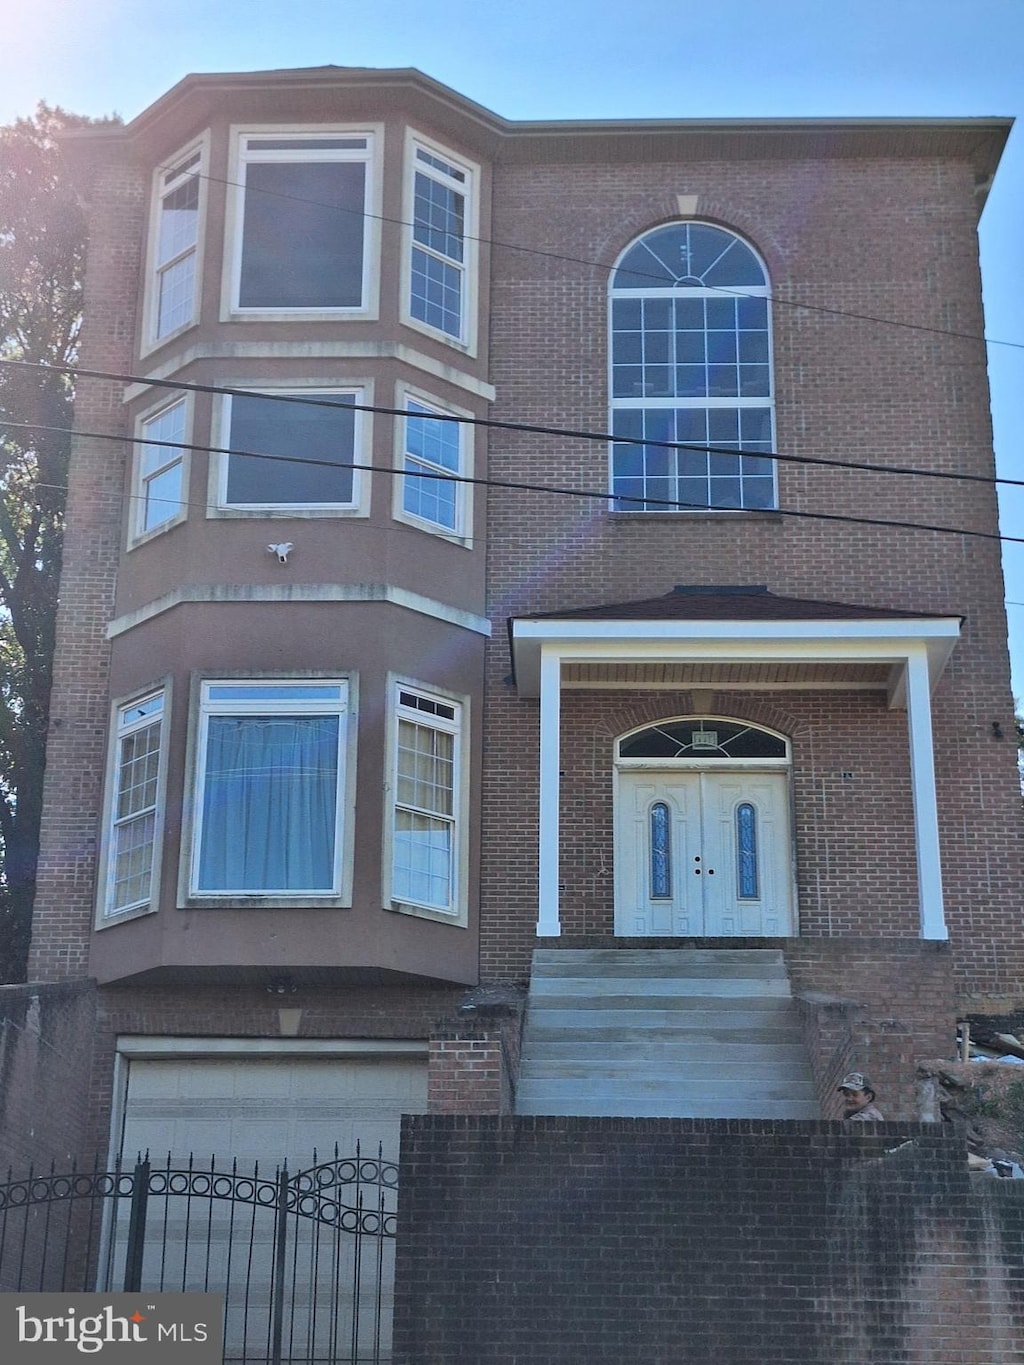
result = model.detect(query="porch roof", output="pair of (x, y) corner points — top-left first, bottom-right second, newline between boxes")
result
(509, 586), (962, 705)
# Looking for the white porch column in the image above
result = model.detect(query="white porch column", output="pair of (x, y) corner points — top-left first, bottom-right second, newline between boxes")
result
(905, 645), (947, 940)
(536, 645), (562, 936)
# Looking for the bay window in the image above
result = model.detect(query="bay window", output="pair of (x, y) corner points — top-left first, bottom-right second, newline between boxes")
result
(405, 137), (476, 347)
(101, 690), (166, 920)
(229, 131), (376, 314)
(396, 393), (469, 539)
(148, 142), (205, 344)
(190, 681), (350, 898)
(216, 389), (364, 513)
(387, 684), (465, 920)
(134, 397), (188, 538)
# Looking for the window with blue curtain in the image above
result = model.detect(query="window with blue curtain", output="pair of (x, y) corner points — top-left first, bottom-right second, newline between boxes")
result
(193, 682), (346, 895)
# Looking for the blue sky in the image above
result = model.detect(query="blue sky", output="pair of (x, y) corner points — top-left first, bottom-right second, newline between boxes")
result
(2, 0), (1022, 697)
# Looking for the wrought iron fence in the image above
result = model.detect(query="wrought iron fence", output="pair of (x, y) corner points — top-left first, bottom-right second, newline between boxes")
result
(0, 1146), (398, 1364)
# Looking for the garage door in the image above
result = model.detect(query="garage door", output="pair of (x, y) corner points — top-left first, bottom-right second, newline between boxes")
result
(112, 1046), (428, 1360)
(117, 1049), (429, 1167)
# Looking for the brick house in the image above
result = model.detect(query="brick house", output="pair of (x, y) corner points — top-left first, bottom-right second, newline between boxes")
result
(13, 67), (1022, 1173)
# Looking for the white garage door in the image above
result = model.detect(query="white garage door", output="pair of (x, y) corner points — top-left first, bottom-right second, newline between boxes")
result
(111, 1045), (428, 1360)
(117, 1049), (429, 1169)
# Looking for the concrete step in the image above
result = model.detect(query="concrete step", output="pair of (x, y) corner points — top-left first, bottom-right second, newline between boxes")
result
(514, 1091), (821, 1119)
(521, 1040), (814, 1066)
(527, 996), (798, 1018)
(529, 974), (791, 998)
(530, 948), (788, 978)
(527, 1013), (803, 1039)
(518, 1065), (816, 1094)
(523, 1023), (806, 1046)
(514, 946), (820, 1121)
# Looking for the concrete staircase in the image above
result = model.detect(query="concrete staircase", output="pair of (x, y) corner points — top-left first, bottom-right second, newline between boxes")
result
(515, 947), (820, 1119)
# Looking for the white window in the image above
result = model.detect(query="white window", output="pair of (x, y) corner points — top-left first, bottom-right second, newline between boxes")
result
(133, 397), (188, 539)
(228, 131), (376, 315)
(101, 691), (166, 919)
(215, 388), (365, 513)
(405, 138), (476, 346)
(190, 681), (350, 899)
(395, 392), (470, 539)
(148, 142), (205, 345)
(610, 222), (776, 511)
(387, 684), (465, 919)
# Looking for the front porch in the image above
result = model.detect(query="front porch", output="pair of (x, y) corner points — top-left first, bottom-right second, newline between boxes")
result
(509, 586), (961, 943)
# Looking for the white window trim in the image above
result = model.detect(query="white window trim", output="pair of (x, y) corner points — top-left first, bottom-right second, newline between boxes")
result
(128, 394), (191, 547)
(95, 681), (172, 928)
(222, 125), (382, 323)
(607, 221), (777, 514)
(382, 675), (469, 927)
(400, 129), (479, 356)
(207, 380), (372, 519)
(391, 381), (474, 545)
(178, 673), (358, 909)
(141, 134), (210, 356)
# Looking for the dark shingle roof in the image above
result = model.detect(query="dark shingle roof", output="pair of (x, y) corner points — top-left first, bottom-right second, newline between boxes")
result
(514, 585), (955, 624)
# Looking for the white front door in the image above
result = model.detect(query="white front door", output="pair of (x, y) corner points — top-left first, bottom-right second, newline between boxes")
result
(615, 770), (794, 936)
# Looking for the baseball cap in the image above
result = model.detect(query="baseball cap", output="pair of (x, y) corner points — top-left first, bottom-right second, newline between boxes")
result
(837, 1071), (873, 1093)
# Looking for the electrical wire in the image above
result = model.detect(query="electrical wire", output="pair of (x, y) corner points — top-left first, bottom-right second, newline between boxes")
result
(1, 355), (1021, 493)
(154, 156), (1024, 354)
(2, 416), (1021, 547)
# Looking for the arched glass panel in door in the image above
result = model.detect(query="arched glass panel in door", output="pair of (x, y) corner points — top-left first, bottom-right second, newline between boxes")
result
(610, 222), (775, 511)
(735, 802), (759, 900)
(649, 801), (672, 899)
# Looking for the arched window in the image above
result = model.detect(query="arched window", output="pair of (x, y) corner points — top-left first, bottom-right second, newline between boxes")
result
(610, 222), (775, 512)
(618, 718), (787, 761)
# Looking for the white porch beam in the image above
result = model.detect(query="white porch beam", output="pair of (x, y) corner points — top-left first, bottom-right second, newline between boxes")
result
(510, 619), (960, 699)
(905, 645), (947, 940)
(536, 646), (562, 937)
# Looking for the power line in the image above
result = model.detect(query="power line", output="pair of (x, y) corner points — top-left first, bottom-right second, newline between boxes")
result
(1, 355), (1021, 494)
(157, 156), (1024, 354)
(3, 414), (1022, 548)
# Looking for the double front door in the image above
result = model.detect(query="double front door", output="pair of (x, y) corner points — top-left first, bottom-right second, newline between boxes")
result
(615, 769), (794, 937)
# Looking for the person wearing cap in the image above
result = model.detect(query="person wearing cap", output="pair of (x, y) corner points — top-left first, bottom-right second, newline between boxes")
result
(838, 1071), (884, 1122)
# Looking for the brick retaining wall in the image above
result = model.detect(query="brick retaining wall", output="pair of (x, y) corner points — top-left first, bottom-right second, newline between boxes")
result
(395, 1115), (1024, 1365)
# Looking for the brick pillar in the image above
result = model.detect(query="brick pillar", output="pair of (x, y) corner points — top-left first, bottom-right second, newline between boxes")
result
(427, 1022), (520, 1115)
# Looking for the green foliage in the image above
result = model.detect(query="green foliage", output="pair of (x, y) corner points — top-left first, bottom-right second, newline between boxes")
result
(0, 105), (101, 980)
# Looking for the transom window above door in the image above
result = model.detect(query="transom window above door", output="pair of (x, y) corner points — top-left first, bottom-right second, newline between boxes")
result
(618, 717), (788, 761)
(609, 222), (776, 512)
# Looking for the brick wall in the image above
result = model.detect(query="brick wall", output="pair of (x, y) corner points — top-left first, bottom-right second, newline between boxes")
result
(783, 937), (957, 1120)
(481, 150), (1022, 1002)
(394, 1115), (1024, 1365)
(0, 980), (98, 1172)
(29, 146), (145, 983)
